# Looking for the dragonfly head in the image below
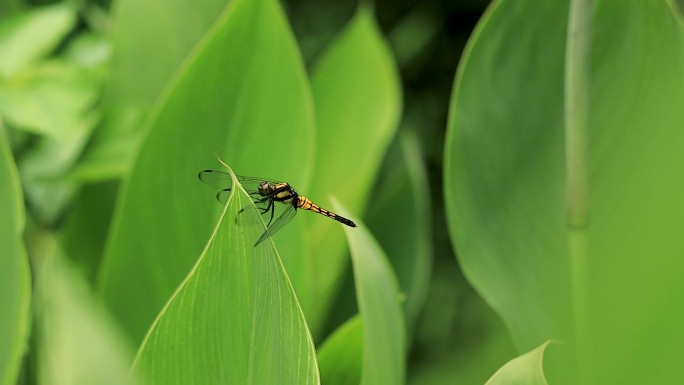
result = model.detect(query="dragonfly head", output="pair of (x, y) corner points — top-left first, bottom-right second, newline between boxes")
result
(257, 181), (273, 196)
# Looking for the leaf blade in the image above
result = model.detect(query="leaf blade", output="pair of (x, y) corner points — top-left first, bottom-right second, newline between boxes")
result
(131, 165), (319, 385)
(0, 125), (31, 385)
(98, 0), (314, 343)
(333, 201), (406, 385)
(485, 342), (551, 385)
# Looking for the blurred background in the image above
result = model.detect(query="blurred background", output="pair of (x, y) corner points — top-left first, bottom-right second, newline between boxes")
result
(282, 1), (517, 382)
(0, 0), (521, 383)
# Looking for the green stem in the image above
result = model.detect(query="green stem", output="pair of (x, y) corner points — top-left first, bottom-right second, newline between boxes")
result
(565, 0), (591, 228)
(565, 0), (592, 381)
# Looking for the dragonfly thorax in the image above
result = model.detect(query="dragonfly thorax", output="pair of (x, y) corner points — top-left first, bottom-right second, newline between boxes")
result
(257, 181), (273, 196)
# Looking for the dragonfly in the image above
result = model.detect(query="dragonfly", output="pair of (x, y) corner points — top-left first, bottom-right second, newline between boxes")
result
(198, 169), (357, 246)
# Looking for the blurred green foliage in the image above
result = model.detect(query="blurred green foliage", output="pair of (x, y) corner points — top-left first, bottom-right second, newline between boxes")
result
(4, 0), (682, 384)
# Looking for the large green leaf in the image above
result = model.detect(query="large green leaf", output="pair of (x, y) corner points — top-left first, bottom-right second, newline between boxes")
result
(0, 125), (30, 385)
(445, 0), (684, 382)
(98, 0), (313, 343)
(105, 0), (228, 109)
(446, 0), (570, 348)
(307, 5), (402, 334)
(333, 201), (405, 385)
(131, 165), (318, 385)
(77, 0), (230, 178)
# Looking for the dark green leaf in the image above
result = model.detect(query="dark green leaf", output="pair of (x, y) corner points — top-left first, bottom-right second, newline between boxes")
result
(306, 5), (402, 335)
(367, 130), (432, 332)
(318, 315), (363, 385)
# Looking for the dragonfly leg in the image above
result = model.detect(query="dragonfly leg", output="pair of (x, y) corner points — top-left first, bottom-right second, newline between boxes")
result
(267, 203), (276, 226)
(260, 200), (273, 215)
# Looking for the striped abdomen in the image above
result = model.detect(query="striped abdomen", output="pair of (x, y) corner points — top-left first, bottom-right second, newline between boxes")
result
(296, 196), (357, 228)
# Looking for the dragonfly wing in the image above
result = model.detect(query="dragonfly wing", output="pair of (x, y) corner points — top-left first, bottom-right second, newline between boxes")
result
(198, 170), (281, 202)
(199, 170), (283, 191)
(254, 204), (297, 246)
(235, 193), (282, 227)
(235, 202), (270, 227)
(198, 170), (231, 189)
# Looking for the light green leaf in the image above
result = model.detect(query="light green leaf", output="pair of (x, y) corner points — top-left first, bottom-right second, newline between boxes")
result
(307, 5), (402, 334)
(0, 2), (77, 77)
(485, 342), (551, 385)
(0, 58), (101, 222)
(32, 235), (135, 385)
(131, 164), (318, 385)
(98, 0), (313, 343)
(318, 315), (363, 385)
(445, 0), (571, 349)
(366, 130), (432, 332)
(78, 0), (230, 178)
(333, 201), (405, 385)
(445, 0), (684, 382)
(0, 60), (99, 137)
(105, 0), (228, 109)
(63, 32), (110, 72)
(0, 125), (30, 385)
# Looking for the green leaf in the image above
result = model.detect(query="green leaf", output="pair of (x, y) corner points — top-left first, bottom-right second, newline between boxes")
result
(78, 0), (230, 178)
(0, 125), (31, 385)
(31, 234), (136, 385)
(131, 164), (318, 385)
(0, 58), (102, 222)
(0, 60), (99, 137)
(445, 0), (570, 348)
(0, 2), (77, 77)
(318, 316), (363, 385)
(485, 342), (551, 385)
(98, 0), (314, 343)
(59, 181), (118, 284)
(307, 5), (402, 334)
(105, 0), (228, 110)
(445, 0), (684, 382)
(333, 201), (405, 385)
(366, 130), (432, 332)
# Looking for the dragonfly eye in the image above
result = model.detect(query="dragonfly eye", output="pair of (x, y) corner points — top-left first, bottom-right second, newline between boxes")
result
(258, 181), (272, 196)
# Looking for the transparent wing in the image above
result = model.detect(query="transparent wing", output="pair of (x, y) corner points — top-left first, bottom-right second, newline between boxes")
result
(198, 169), (297, 245)
(254, 204), (297, 246)
(235, 197), (291, 227)
(197, 170), (282, 203)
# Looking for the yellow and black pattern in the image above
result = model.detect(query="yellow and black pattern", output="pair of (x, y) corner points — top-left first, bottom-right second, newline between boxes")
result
(199, 169), (357, 245)
(296, 197), (357, 227)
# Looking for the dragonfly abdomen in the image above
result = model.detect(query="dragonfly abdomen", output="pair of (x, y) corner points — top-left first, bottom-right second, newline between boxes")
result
(296, 196), (357, 228)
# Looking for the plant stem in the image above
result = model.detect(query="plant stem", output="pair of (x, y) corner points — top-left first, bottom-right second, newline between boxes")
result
(564, 0), (592, 382)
